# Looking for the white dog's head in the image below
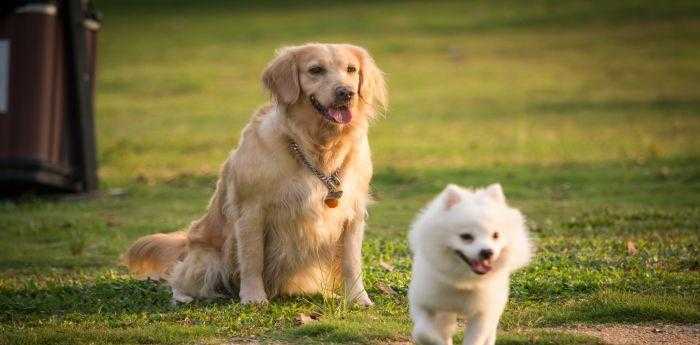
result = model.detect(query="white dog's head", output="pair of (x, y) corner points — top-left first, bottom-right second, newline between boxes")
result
(410, 183), (533, 277)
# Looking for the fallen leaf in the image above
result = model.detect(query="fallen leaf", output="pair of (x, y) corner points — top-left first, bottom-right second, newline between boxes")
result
(376, 282), (397, 296)
(379, 260), (395, 272)
(294, 313), (317, 326)
(627, 240), (638, 256)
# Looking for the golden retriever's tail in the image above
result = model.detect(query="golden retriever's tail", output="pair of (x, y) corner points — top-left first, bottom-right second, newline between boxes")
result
(121, 231), (188, 280)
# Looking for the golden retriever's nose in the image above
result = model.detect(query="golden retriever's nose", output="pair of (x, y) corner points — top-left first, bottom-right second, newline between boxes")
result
(335, 86), (355, 103)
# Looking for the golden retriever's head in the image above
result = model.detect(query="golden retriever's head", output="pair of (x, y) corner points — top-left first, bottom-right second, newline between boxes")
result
(263, 43), (387, 127)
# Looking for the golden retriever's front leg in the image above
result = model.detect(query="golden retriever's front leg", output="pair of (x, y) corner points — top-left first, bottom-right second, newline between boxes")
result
(235, 205), (268, 304)
(342, 217), (373, 306)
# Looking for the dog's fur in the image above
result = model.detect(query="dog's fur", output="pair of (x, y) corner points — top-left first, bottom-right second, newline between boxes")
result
(122, 43), (387, 305)
(408, 184), (533, 345)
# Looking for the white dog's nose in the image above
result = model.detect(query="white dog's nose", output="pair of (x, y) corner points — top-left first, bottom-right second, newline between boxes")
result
(479, 249), (493, 260)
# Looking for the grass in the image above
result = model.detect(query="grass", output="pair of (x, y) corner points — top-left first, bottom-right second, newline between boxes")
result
(1, 0), (700, 344)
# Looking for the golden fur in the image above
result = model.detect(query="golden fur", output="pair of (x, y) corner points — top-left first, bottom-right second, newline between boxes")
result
(123, 43), (387, 305)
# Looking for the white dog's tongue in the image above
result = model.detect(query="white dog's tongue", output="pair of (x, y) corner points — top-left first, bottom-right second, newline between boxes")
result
(328, 107), (352, 124)
(469, 260), (492, 275)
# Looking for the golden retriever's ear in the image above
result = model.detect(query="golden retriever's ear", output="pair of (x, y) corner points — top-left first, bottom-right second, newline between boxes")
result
(262, 47), (300, 105)
(350, 45), (388, 115)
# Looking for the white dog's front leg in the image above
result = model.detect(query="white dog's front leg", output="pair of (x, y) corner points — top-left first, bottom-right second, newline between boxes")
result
(464, 284), (508, 345)
(462, 313), (500, 345)
(483, 328), (497, 345)
(235, 205), (268, 304)
(434, 312), (457, 345)
(411, 306), (449, 345)
(341, 217), (372, 306)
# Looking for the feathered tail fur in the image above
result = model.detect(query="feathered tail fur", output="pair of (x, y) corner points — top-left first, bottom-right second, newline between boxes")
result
(121, 231), (189, 281)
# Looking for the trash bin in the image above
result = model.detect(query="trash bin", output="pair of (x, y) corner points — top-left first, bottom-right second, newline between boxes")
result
(0, 0), (100, 196)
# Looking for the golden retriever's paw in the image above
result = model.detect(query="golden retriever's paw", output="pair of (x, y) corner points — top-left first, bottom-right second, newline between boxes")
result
(349, 291), (374, 307)
(241, 298), (268, 305)
(171, 287), (194, 304)
(239, 290), (268, 305)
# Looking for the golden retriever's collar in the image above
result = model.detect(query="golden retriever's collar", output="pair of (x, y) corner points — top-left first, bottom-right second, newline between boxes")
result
(288, 139), (343, 208)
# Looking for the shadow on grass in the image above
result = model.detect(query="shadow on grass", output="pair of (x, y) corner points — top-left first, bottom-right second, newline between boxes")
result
(0, 278), (175, 320)
(97, 0), (700, 33)
(290, 322), (370, 344)
(372, 156), (700, 202)
(503, 291), (700, 328)
(531, 98), (700, 115)
(546, 291), (700, 325)
(282, 320), (605, 345)
(0, 322), (216, 345)
(0, 259), (113, 271)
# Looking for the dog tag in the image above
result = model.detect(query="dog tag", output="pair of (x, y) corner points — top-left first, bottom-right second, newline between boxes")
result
(324, 190), (343, 208)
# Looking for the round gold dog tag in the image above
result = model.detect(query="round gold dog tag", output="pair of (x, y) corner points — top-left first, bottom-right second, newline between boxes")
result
(324, 190), (343, 208)
(324, 198), (339, 208)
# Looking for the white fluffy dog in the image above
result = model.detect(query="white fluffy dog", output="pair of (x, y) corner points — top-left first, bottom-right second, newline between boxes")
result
(408, 183), (533, 345)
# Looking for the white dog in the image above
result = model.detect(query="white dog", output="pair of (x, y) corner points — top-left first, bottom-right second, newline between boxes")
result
(408, 183), (533, 345)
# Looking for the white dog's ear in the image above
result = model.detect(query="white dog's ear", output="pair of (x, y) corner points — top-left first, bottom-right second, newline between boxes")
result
(262, 47), (300, 105)
(348, 45), (388, 116)
(481, 183), (506, 204)
(442, 184), (462, 210)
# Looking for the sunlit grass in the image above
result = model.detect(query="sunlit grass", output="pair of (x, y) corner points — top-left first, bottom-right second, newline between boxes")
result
(1, 0), (699, 344)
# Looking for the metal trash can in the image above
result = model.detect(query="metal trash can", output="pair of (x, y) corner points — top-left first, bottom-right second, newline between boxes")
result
(0, 0), (100, 196)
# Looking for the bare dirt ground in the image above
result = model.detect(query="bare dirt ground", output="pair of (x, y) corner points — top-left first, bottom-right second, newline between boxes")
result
(552, 324), (700, 345)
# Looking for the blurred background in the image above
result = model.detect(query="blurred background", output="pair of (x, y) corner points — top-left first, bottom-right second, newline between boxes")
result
(1, 1), (698, 344)
(95, 0), (699, 183)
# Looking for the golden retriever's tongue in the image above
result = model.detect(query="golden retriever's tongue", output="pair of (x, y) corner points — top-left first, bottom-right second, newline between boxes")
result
(328, 107), (352, 124)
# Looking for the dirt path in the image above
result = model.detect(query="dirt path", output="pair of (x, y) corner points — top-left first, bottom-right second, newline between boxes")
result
(553, 324), (700, 345)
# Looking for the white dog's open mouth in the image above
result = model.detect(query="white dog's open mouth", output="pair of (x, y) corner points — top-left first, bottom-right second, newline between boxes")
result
(310, 95), (352, 124)
(454, 250), (493, 275)
(468, 259), (492, 274)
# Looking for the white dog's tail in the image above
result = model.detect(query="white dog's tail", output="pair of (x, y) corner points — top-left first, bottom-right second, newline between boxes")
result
(122, 231), (189, 280)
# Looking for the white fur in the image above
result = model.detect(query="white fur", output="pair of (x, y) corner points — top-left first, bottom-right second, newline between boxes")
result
(408, 184), (533, 345)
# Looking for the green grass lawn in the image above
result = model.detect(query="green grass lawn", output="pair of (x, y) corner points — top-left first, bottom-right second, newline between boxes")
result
(2, 1), (700, 344)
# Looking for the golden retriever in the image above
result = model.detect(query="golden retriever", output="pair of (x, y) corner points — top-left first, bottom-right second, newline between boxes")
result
(122, 43), (387, 305)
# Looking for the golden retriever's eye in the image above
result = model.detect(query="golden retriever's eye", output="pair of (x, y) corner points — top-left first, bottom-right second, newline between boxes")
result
(347, 65), (357, 73)
(460, 233), (474, 242)
(493, 232), (499, 240)
(309, 66), (325, 75)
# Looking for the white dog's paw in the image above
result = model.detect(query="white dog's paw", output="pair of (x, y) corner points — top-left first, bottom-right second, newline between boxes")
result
(239, 289), (268, 305)
(171, 288), (194, 304)
(413, 330), (446, 345)
(348, 290), (374, 307)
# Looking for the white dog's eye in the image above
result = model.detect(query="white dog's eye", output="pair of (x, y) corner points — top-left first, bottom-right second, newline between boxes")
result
(459, 233), (474, 242)
(347, 65), (357, 73)
(493, 232), (499, 240)
(309, 66), (325, 75)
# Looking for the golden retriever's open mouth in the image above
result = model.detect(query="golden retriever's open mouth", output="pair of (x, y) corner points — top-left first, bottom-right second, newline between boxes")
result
(454, 250), (493, 275)
(310, 95), (352, 124)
